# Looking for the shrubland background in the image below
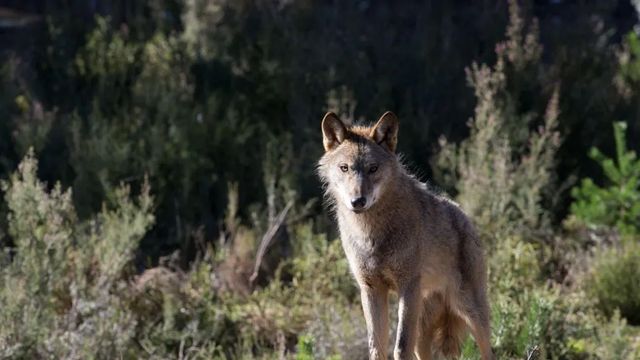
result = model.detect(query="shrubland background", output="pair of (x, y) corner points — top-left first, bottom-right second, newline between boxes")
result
(0, 0), (639, 358)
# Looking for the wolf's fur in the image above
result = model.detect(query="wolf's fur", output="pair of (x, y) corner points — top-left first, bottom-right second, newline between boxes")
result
(317, 112), (493, 360)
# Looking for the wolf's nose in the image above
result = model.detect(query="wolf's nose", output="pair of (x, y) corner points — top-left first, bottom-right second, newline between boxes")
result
(351, 197), (367, 209)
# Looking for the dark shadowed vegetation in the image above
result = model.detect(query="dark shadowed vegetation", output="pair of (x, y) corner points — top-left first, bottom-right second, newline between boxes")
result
(0, 0), (639, 358)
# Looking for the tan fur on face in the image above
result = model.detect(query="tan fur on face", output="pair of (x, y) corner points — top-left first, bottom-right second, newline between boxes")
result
(317, 112), (494, 360)
(318, 119), (398, 213)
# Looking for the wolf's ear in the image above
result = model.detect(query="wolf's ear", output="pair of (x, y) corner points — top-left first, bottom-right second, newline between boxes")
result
(371, 111), (399, 152)
(322, 112), (347, 151)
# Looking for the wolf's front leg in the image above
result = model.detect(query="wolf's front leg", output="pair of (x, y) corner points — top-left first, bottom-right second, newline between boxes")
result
(360, 285), (389, 360)
(394, 280), (422, 360)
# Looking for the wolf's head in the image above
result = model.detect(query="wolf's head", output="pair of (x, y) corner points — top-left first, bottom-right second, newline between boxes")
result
(317, 111), (400, 213)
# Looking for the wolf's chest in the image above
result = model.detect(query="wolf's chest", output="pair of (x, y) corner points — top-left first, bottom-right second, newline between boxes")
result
(342, 233), (401, 287)
(358, 252), (398, 289)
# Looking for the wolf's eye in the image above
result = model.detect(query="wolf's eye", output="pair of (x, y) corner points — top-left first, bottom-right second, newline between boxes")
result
(369, 165), (378, 174)
(340, 164), (349, 172)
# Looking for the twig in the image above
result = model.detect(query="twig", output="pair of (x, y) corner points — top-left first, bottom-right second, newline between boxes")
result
(249, 201), (293, 284)
(526, 345), (540, 360)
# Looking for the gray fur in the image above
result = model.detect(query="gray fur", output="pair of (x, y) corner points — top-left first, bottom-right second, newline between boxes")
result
(318, 112), (493, 360)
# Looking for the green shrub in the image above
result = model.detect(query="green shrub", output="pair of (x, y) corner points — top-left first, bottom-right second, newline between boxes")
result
(3, 2), (640, 359)
(586, 240), (640, 325)
(486, 236), (570, 359)
(570, 121), (640, 235)
(591, 311), (640, 360)
(570, 120), (640, 325)
(566, 309), (640, 360)
(0, 150), (154, 359)
(434, 0), (560, 244)
(616, 32), (640, 98)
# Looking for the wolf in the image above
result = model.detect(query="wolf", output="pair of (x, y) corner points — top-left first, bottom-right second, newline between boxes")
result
(317, 111), (493, 360)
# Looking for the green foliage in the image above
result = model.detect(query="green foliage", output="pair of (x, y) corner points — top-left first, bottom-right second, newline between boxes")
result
(591, 311), (640, 360)
(570, 122), (640, 235)
(486, 236), (570, 359)
(617, 32), (640, 97)
(620, 32), (640, 81)
(435, 3), (639, 359)
(1, 1), (640, 359)
(570, 121), (640, 326)
(435, 0), (560, 243)
(586, 241), (640, 325)
(295, 335), (342, 360)
(74, 17), (140, 111)
(565, 309), (640, 360)
(0, 150), (154, 358)
(295, 335), (315, 360)
(492, 288), (556, 358)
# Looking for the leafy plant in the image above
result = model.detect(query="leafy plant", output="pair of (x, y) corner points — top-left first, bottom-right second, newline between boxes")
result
(0, 150), (154, 359)
(571, 121), (640, 235)
(586, 241), (640, 325)
(434, 0), (560, 243)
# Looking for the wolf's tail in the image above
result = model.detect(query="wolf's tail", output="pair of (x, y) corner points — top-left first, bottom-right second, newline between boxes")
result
(431, 307), (467, 358)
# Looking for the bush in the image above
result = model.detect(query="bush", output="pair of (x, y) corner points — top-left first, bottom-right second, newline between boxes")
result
(586, 240), (640, 325)
(570, 121), (640, 235)
(434, 3), (640, 359)
(0, 150), (154, 359)
(434, 0), (560, 244)
(569, 119), (640, 326)
(3, 2), (640, 359)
